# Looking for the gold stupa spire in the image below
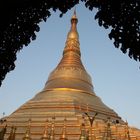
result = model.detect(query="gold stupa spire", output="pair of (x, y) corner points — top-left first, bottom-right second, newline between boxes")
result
(60, 9), (83, 69)
(44, 10), (94, 93)
(66, 8), (79, 43)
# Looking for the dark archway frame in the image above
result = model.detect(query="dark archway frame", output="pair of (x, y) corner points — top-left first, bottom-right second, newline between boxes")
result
(0, 0), (140, 86)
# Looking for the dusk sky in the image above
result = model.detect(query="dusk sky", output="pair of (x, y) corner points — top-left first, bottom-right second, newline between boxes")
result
(0, 3), (140, 128)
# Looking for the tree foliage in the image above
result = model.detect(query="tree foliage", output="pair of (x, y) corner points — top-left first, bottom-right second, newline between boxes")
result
(0, 0), (140, 86)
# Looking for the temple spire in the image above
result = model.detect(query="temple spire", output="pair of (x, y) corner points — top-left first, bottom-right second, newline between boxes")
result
(57, 10), (85, 70)
(70, 8), (78, 32)
(63, 9), (80, 56)
(44, 10), (94, 93)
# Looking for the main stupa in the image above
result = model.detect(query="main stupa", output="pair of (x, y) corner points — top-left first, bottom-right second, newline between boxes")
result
(0, 11), (140, 140)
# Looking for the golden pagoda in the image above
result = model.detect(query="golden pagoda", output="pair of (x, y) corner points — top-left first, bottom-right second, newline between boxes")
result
(0, 11), (140, 140)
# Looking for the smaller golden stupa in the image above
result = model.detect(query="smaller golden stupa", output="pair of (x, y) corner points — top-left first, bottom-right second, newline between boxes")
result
(0, 10), (140, 140)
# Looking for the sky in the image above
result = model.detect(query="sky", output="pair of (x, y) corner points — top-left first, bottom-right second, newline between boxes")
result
(0, 3), (140, 128)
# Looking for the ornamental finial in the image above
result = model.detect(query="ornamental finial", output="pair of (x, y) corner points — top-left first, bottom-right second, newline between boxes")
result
(59, 117), (67, 140)
(72, 7), (77, 20)
(49, 117), (55, 140)
(41, 119), (49, 140)
(7, 126), (16, 140)
(63, 9), (80, 56)
(22, 119), (31, 140)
